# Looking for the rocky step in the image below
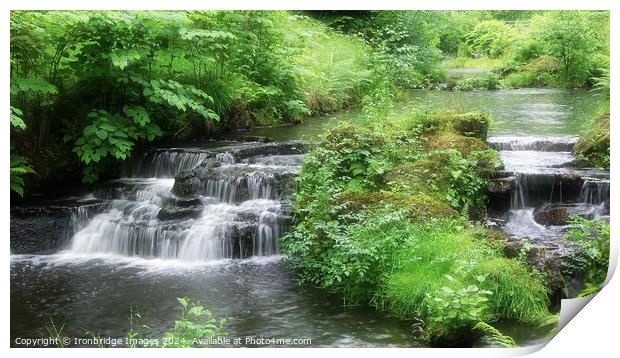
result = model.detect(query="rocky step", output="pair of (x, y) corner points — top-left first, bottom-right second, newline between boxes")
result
(173, 162), (299, 202)
(10, 200), (108, 254)
(488, 136), (578, 152)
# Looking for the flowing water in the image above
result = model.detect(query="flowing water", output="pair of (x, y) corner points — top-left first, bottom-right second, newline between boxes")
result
(10, 88), (607, 347)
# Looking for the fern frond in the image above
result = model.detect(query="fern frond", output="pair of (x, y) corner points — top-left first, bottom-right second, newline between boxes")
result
(474, 322), (518, 348)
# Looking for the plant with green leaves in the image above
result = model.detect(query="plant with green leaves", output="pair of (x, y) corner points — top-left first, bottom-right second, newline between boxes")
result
(562, 215), (610, 294)
(9, 106), (36, 196)
(161, 297), (228, 347)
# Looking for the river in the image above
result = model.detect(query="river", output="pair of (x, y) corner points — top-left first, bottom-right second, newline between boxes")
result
(10, 88), (607, 347)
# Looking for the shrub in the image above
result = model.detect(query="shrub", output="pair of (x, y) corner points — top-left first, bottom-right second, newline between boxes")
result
(452, 111), (491, 141)
(563, 216), (610, 292)
(453, 73), (503, 91)
(573, 114), (610, 168)
(465, 20), (514, 58)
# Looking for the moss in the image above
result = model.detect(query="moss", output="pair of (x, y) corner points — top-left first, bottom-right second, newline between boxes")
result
(426, 132), (488, 157)
(386, 151), (455, 195)
(337, 191), (457, 221)
(322, 122), (386, 150)
(573, 114), (610, 168)
(414, 110), (491, 142)
(451, 111), (490, 141)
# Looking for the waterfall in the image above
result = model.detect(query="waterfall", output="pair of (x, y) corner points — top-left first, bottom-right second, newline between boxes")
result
(215, 152), (236, 165)
(68, 145), (302, 262)
(128, 150), (211, 178)
(488, 136), (578, 151)
(580, 179), (610, 205)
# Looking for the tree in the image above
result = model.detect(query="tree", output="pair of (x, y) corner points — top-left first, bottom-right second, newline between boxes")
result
(536, 11), (596, 85)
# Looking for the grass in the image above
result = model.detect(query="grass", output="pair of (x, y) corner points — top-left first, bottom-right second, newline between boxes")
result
(382, 221), (548, 324)
(288, 15), (374, 114)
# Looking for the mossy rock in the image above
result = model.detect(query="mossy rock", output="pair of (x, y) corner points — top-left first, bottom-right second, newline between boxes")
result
(322, 122), (386, 150)
(386, 151), (455, 195)
(426, 132), (488, 157)
(452, 111), (490, 141)
(337, 191), (457, 221)
(573, 114), (610, 168)
(523, 55), (561, 74)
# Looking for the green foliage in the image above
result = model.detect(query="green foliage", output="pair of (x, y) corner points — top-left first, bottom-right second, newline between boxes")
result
(70, 109), (162, 182)
(534, 12), (598, 86)
(452, 111), (491, 140)
(160, 297), (228, 347)
(10, 155), (36, 197)
(474, 322), (517, 348)
(425, 278), (493, 336)
(465, 20), (514, 58)
(591, 68), (610, 99)
(326, 11), (443, 87)
(10, 106), (26, 130)
(573, 114), (610, 168)
(563, 216), (610, 290)
(453, 73), (503, 91)
(10, 10), (378, 191)
(282, 111), (548, 345)
(10, 106), (36, 196)
(443, 11), (609, 89)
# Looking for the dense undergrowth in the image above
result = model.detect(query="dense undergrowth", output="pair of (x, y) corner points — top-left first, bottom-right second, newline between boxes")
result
(10, 10), (610, 198)
(436, 11), (609, 90)
(280, 109), (550, 346)
(10, 11), (379, 195)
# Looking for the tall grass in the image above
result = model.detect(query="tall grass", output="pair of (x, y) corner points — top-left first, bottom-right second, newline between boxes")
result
(287, 16), (374, 114)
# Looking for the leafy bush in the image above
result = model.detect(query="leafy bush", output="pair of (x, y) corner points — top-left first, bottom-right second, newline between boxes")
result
(465, 20), (514, 58)
(282, 111), (548, 345)
(563, 216), (610, 292)
(453, 73), (503, 91)
(160, 297), (228, 347)
(452, 111), (491, 140)
(573, 114), (610, 168)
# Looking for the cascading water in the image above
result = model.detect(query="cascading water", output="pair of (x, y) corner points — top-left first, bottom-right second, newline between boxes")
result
(490, 135), (610, 244)
(128, 149), (212, 178)
(69, 144), (301, 262)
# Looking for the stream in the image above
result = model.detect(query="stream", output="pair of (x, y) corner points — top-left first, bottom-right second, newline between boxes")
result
(10, 88), (608, 347)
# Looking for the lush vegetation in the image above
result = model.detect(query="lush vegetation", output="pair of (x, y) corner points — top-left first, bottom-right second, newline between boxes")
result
(10, 10), (380, 195)
(9, 10), (610, 347)
(10, 10), (610, 197)
(435, 11), (610, 89)
(280, 109), (550, 346)
(563, 216), (610, 296)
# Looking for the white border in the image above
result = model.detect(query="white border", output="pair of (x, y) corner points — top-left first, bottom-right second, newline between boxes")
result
(2, 1), (617, 357)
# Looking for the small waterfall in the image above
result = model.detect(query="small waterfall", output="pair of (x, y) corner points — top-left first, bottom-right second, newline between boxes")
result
(247, 172), (274, 200)
(204, 178), (241, 203)
(68, 147), (303, 262)
(253, 211), (284, 256)
(128, 150), (210, 178)
(215, 152), (236, 165)
(488, 136), (578, 151)
(511, 174), (528, 209)
(580, 179), (610, 205)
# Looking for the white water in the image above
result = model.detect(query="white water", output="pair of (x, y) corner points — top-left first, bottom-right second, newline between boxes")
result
(69, 148), (297, 262)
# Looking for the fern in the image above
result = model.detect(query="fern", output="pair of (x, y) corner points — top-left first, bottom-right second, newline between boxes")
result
(10, 155), (36, 197)
(577, 283), (603, 298)
(474, 322), (518, 348)
(537, 313), (560, 341)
